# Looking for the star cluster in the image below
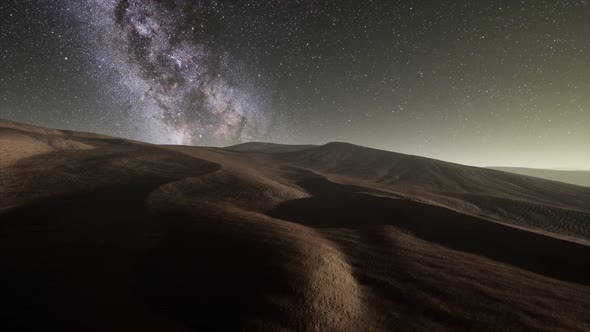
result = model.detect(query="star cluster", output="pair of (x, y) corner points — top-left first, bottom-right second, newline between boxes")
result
(1, 0), (589, 168)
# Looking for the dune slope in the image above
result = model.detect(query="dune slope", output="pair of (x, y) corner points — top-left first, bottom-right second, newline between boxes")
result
(1, 120), (589, 331)
(488, 167), (590, 188)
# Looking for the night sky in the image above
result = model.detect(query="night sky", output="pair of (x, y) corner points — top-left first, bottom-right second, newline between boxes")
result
(1, 0), (589, 168)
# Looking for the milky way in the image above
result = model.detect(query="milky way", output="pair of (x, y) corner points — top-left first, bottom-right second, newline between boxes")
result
(2, 0), (589, 168)
(80, 0), (273, 145)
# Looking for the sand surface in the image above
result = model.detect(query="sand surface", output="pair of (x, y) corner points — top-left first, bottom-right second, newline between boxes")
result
(488, 167), (590, 188)
(1, 120), (589, 331)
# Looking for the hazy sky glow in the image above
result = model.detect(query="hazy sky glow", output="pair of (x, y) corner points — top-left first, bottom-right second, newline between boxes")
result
(1, 0), (589, 168)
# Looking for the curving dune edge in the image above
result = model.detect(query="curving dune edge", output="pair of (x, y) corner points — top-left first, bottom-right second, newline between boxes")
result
(1, 119), (589, 331)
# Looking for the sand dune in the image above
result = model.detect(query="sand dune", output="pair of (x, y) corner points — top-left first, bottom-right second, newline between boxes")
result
(489, 167), (590, 188)
(1, 119), (589, 331)
(225, 142), (317, 153)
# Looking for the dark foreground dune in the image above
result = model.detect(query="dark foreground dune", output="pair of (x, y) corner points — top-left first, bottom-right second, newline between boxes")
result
(1, 119), (590, 331)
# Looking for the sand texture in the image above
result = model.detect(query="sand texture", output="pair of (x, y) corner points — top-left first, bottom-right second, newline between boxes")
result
(1, 120), (589, 331)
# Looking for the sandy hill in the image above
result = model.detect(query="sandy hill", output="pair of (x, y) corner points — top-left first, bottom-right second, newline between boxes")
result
(1, 119), (589, 331)
(488, 166), (590, 188)
(225, 142), (317, 153)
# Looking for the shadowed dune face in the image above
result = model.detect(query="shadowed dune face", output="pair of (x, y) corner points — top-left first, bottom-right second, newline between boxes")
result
(268, 172), (590, 285)
(270, 142), (590, 244)
(1, 120), (590, 331)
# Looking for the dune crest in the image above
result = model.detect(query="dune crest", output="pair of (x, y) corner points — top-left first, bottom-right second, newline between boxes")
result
(1, 120), (589, 331)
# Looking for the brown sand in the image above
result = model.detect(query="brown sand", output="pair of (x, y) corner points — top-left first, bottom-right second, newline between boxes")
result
(1, 120), (589, 331)
(488, 167), (590, 188)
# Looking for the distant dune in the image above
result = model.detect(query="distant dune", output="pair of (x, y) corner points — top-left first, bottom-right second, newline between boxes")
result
(489, 166), (590, 188)
(225, 142), (317, 153)
(1, 119), (589, 331)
